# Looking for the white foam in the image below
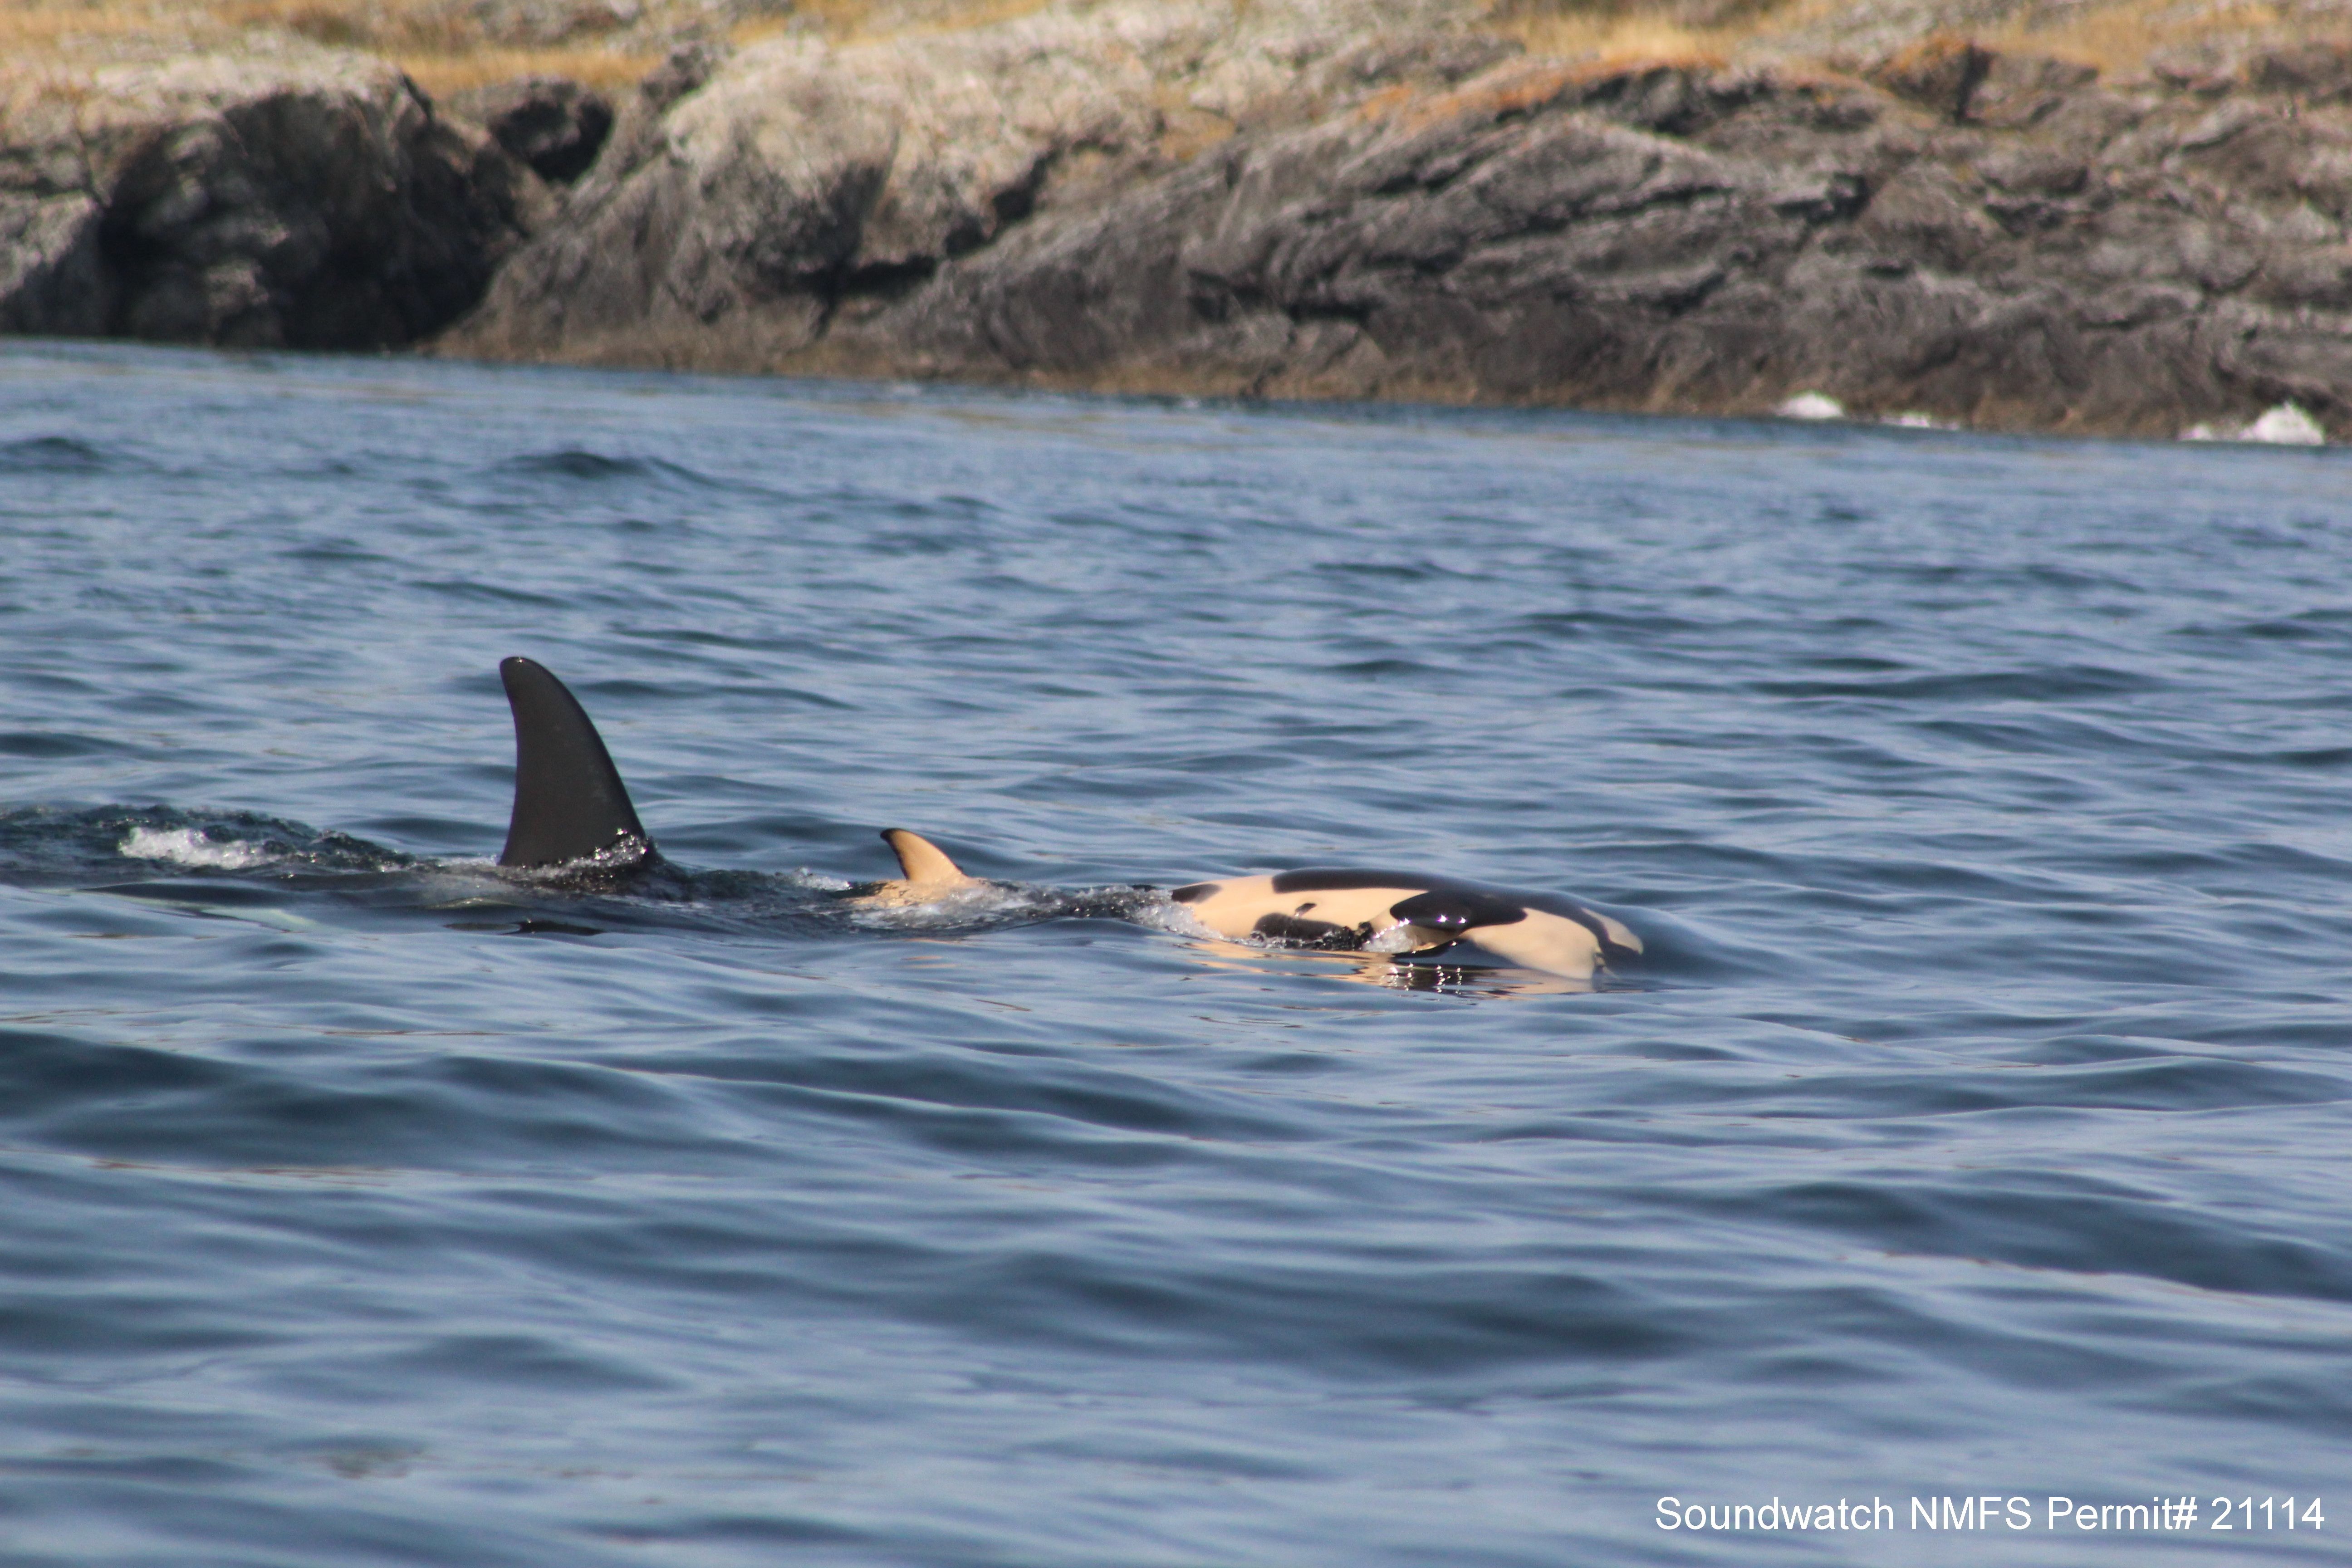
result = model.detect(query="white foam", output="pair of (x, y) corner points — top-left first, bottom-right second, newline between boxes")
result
(1882, 411), (1954, 431)
(121, 825), (274, 869)
(1362, 921), (1429, 955)
(845, 880), (1054, 928)
(2181, 404), (2328, 445)
(2240, 403), (2328, 446)
(1778, 392), (1845, 421)
(1128, 895), (1216, 939)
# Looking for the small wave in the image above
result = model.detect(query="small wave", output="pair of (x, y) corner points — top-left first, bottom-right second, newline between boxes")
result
(2272, 745), (2352, 769)
(1510, 609), (1706, 638)
(495, 449), (717, 487)
(2181, 610), (2352, 645)
(1316, 562), (1448, 584)
(120, 825), (277, 870)
(503, 449), (654, 480)
(844, 880), (1068, 930)
(1131, 893), (1215, 940)
(0, 805), (416, 882)
(0, 435), (109, 473)
(0, 730), (124, 759)
(489, 837), (660, 887)
(412, 578), (568, 608)
(1752, 665), (2161, 701)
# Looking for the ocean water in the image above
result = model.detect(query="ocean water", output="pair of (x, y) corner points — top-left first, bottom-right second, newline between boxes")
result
(0, 338), (2346, 1567)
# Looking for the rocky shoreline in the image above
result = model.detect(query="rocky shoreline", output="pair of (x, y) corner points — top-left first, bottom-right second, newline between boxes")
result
(5, 1), (2349, 440)
(0, 53), (542, 349)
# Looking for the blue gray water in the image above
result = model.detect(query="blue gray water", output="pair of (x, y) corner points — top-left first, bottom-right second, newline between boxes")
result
(0, 339), (2346, 1566)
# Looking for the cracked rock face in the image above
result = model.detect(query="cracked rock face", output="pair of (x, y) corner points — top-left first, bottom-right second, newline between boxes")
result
(446, 75), (615, 184)
(440, 3), (2352, 438)
(437, 0), (1516, 368)
(13, 0), (2347, 439)
(0, 52), (542, 348)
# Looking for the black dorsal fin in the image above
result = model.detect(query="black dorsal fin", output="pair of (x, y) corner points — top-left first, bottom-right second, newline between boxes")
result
(496, 656), (654, 869)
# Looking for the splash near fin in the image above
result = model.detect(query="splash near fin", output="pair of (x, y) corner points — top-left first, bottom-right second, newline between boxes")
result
(496, 656), (654, 869)
(880, 828), (975, 887)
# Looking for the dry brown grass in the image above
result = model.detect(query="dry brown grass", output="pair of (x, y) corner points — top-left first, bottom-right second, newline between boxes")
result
(0, 0), (1066, 97)
(393, 45), (657, 95)
(216, 0), (437, 49)
(0, 1), (206, 56)
(1982, 0), (2330, 74)
(0, 0), (654, 92)
(1490, 0), (2350, 78)
(4, 0), (2346, 106)
(730, 0), (1055, 47)
(1490, 4), (1749, 69)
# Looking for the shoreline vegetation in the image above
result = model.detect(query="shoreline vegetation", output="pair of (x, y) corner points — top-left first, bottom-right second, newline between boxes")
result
(5, 0), (2335, 93)
(4, 0), (2350, 439)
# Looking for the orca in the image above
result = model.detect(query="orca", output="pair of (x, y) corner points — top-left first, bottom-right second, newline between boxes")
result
(1164, 869), (1642, 982)
(856, 827), (986, 906)
(492, 657), (1641, 979)
(494, 655), (975, 901)
(497, 656), (657, 871)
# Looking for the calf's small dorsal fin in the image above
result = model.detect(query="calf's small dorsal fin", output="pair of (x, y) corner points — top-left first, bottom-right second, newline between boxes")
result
(497, 656), (653, 869)
(881, 828), (974, 886)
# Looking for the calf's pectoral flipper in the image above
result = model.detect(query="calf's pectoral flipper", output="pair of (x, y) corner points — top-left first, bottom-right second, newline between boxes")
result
(496, 656), (656, 869)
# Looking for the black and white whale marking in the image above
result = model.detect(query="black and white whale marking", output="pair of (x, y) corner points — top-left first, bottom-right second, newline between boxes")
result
(494, 656), (1642, 978)
(1164, 869), (1642, 981)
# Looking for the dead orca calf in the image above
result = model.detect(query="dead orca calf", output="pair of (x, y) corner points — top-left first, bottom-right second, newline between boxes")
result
(1160, 870), (1641, 983)
(496, 656), (1641, 979)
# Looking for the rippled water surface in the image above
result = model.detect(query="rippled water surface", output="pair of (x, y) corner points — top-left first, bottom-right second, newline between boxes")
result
(2, 340), (2348, 1566)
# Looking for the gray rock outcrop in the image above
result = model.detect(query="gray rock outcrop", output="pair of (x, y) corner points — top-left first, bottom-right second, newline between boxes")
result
(446, 74), (615, 183)
(441, 0), (1517, 368)
(5, 0), (2347, 437)
(440, 5), (2352, 436)
(0, 52), (542, 348)
(863, 48), (2352, 435)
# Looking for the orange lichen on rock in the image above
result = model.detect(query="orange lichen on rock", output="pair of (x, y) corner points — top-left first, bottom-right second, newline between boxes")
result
(1368, 58), (1591, 132)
